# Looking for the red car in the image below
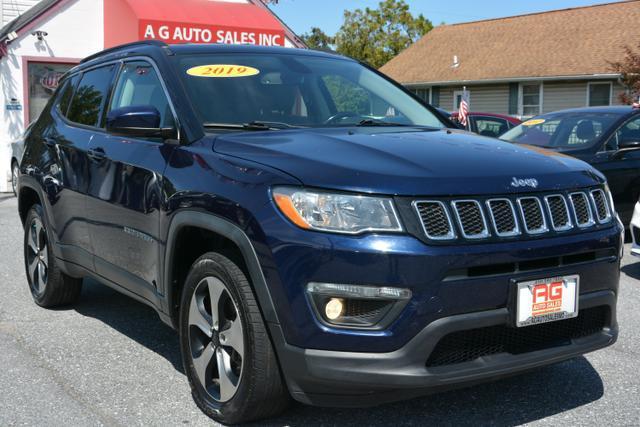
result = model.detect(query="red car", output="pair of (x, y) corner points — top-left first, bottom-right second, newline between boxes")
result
(449, 111), (521, 137)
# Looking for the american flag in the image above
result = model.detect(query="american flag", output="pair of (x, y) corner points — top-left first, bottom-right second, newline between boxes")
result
(458, 88), (470, 127)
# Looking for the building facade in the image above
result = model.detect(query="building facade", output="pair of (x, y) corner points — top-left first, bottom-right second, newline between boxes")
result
(1, 0), (40, 25)
(0, 0), (303, 192)
(381, 1), (637, 116)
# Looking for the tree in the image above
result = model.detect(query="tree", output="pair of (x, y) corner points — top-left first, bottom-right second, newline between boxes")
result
(334, 0), (433, 69)
(610, 43), (640, 104)
(300, 27), (334, 51)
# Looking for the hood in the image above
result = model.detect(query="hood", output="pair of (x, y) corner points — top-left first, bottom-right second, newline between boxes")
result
(213, 128), (604, 196)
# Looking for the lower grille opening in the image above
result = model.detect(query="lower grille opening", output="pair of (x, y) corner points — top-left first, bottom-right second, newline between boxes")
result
(426, 306), (608, 368)
(520, 257), (560, 271)
(445, 248), (616, 281)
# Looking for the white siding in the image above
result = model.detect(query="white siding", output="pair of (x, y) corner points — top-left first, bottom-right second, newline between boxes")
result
(439, 87), (453, 111)
(437, 85), (509, 114)
(1, 0), (40, 25)
(543, 82), (588, 113)
(542, 80), (623, 112)
(468, 85), (509, 114)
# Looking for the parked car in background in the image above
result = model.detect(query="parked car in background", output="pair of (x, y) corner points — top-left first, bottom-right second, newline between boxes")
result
(501, 106), (640, 226)
(631, 195), (640, 257)
(450, 111), (521, 137)
(9, 123), (34, 196)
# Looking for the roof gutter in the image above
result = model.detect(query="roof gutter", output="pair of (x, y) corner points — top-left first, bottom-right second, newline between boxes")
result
(401, 73), (622, 87)
(0, 0), (72, 59)
(247, 0), (307, 48)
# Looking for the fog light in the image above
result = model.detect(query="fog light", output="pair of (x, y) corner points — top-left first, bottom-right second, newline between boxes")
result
(306, 282), (411, 329)
(325, 298), (345, 320)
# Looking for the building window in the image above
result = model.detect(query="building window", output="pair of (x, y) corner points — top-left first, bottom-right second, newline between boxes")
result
(412, 88), (430, 103)
(588, 82), (612, 106)
(453, 90), (470, 111)
(27, 62), (75, 123)
(520, 83), (542, 117)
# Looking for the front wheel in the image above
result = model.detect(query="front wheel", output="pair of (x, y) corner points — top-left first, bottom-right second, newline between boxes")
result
(179, 252), (289, 424)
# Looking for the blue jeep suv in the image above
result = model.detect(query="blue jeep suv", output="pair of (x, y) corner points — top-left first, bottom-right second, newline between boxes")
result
(17, 41), (622, 424)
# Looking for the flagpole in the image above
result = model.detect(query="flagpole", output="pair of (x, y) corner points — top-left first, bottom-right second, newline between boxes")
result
(464, 86), (468, 131)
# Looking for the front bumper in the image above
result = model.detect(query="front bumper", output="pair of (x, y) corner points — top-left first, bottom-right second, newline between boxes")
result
(272, 290), (617, 407)
(631, 202), (640, 257)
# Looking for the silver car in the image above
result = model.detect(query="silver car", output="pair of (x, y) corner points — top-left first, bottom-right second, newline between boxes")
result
(9, 123), (33, 195)
(631, 196), (640, 257)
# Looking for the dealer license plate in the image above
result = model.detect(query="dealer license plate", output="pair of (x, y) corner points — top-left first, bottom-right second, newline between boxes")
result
(516, 275), (579, 327)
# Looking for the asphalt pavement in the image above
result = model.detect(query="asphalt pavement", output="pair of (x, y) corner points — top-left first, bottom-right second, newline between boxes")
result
(0, 195), (639, 426)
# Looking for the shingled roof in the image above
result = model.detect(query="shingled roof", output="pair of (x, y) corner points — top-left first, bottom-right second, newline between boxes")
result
(380, 1), (640, 85)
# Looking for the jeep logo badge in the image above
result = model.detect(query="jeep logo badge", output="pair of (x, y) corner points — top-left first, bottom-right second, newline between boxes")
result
(511, 177), (539, 188)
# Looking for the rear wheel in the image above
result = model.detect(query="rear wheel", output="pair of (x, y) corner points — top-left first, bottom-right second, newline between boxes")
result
(24, 204), (82, 307)
(179, 252), (289, 424)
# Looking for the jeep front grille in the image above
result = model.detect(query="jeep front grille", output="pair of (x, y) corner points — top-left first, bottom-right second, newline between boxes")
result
(414, 201), (455, 240)
(545, 195), (572, 231)
(518, 197), (547, 234)
(570, 192), (595, 228)
(486, 199), (519, 237)
(412, 187), (612, 242)
(452, 200), (488, 238)
(590, 189), (611, 223)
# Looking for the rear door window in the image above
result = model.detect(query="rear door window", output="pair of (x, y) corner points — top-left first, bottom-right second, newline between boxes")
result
(56, 74), (79, 117)
(67, 65), (116, 128)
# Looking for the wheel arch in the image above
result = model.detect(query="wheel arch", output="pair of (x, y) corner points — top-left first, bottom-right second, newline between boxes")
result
(18, 181), (43, 226)
(163, 211), (279, 330)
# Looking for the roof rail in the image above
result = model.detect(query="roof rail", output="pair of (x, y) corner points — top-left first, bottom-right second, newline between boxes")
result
(80, 40), (168, 64)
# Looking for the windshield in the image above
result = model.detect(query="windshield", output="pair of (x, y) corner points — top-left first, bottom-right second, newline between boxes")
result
(501, 112), (622, 149)
(174, 53), (445, 129)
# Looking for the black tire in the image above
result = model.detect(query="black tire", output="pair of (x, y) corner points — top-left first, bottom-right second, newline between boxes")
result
(11, 160), (18, 196)
(24, 204), (82, 307)
(179, 252), (289, 424)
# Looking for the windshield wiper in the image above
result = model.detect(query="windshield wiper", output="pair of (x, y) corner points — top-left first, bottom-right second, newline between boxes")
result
(356, 118), (411, 127)
(203, 121), (303, 131)
(244, 121), (303, 130)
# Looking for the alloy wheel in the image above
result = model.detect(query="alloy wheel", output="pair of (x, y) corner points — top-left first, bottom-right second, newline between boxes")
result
(188, 276), (244, 403)
(26, 217), (48, 295)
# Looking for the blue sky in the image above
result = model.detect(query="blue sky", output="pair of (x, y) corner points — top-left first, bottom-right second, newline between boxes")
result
(269, 0), (626, 35)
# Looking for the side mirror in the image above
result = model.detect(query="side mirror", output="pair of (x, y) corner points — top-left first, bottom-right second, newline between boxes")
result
(619, 139), (640, 150)
(106, 105), (176, 140)
(612, 139), (640, 159)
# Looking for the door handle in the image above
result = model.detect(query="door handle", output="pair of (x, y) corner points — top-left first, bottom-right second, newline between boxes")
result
(87, 147), (106, 162)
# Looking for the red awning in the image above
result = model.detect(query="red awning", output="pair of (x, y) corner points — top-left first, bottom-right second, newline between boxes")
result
(104, 0), (286, 48)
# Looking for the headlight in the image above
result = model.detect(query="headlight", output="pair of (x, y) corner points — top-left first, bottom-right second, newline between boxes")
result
(272, 187), (403, 234)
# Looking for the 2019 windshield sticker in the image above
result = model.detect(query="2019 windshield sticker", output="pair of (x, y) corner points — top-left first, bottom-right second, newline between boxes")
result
(186, 64), (260, 78)
(522, 118), (545, 126)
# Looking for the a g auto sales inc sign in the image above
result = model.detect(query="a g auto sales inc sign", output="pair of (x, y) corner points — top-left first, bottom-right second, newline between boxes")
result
(140, 20), (285, 46)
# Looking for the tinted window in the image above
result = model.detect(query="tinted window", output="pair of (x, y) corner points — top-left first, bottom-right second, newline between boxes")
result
(501, 113), (621, 150)
(175, 54), (445, 129)
(109, 61), (175, 128)
(474, 117), (509, 138)
(56, 75), (79, 117)
(67, 65), (115, 127)
(589, 83), (611, 107)
(607, 116), (640, 151)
